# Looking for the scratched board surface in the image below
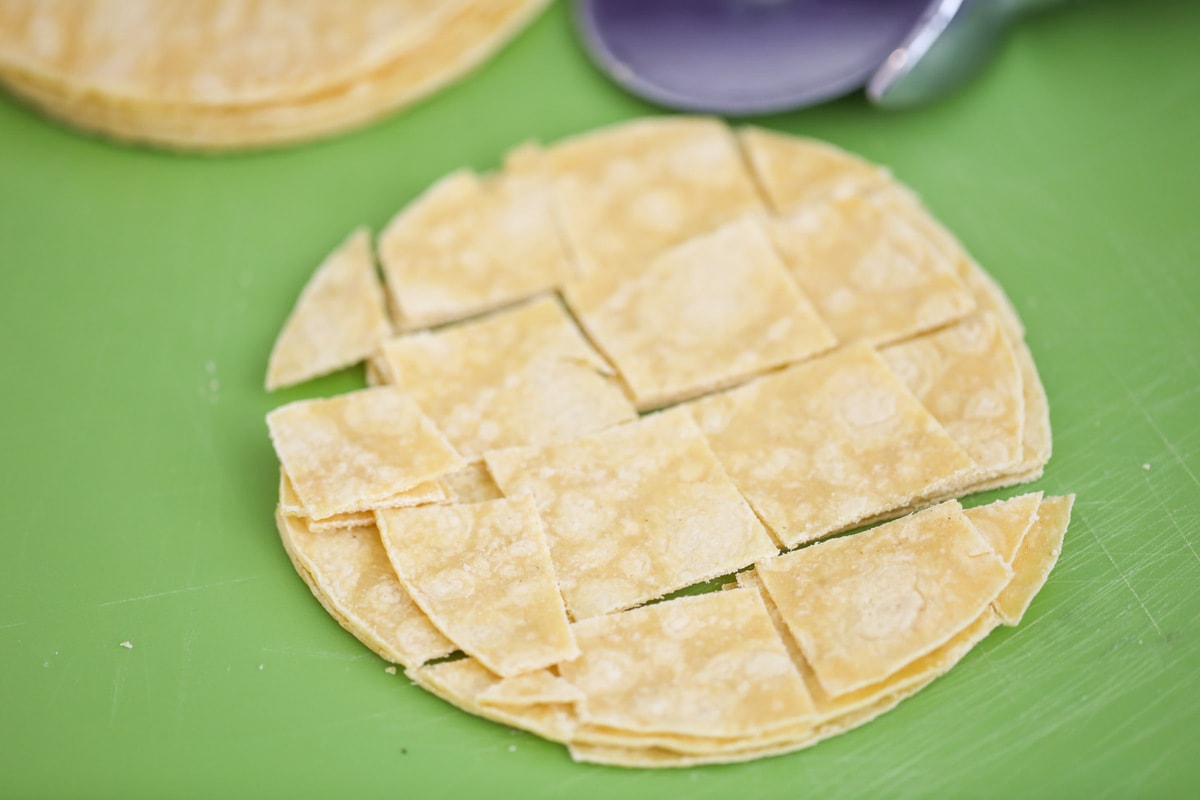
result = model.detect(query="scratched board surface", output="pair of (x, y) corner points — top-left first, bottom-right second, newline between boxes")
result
(0, 1), (1197, 796)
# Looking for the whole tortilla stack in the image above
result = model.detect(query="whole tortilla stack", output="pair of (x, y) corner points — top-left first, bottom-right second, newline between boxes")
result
(0, 0), (551, 151)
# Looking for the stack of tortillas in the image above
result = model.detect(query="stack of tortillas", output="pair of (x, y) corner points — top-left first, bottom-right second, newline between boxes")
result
(264, 117), (1076, 767)
(0, 0), (550, 151)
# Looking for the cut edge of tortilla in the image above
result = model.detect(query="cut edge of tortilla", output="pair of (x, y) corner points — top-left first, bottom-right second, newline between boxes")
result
(274, 507), (454, 667)
(994, 494), (1076, 625)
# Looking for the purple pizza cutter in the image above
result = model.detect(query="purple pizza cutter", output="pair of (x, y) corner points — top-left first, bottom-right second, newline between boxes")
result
(574, 0), (1064, 114)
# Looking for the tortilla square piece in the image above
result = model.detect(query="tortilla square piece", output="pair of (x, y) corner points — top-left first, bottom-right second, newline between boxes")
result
(267, 386), (463, 520)
(558, 589), (815, 738)
(545, 117), (764, 277)
(963, 492), (1043, 566)
(766, 192), (975, 346)
(279, 471), (446, 533)
(375, 296), (636, 460)
(377, 161), (572, 330)
(690, 343), (976, 548)
(756, 501), (1011, 698)
(485, 408), (778, 619)
(881, 312), (1025, 474)
(737, 126), (892, 215)
(377, 494), (578, 677)
(265, 228), (392, 391)
(567, 217), (836, 410)
(275, 510), (453, 668)
(994, 495), (1075, 625)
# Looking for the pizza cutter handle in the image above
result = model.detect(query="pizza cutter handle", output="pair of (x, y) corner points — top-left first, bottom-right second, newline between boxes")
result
(867, 0), (1072, 109)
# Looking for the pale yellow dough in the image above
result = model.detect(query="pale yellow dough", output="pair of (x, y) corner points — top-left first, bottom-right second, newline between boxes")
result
(375, 296), (636, 460)
(377, 494), (577, 677)
(259, 118), (1074, 769)
(265, 228), (392, 391)
(756, 501), (1011, 697)
(689, 343), (977, 548)
(266, 386), (463, 520)
(378, 161), (572, 330)
(558, 589), (815, 738)
(566, 217), (836, 410)
(275, 510), (453, 667)
(486, 409), (778, 619)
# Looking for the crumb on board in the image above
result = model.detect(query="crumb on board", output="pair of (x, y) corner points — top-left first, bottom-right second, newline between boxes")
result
(119, 641), (133, 649)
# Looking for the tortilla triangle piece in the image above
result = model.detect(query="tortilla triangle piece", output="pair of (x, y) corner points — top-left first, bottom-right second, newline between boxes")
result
(377, 494), (578, 677)
(689, 343), (977, 548)
(275, 509), (453, 667)
(737, 126), (893, 215)
(738, 568), (1001, 722)
(477, 670), (584, 708)
(485, 408), (778, 619)
(545, 117), (764, 278)
(267, 386), (463, 520)
(378, 159), (572, 330)
(881, 312), (1025, 475)
(565, 217), (836, 411)
(756, 500), (1011, 698)
(265, 228), (392, 391)
(994, 495), (1075, 625)
(407, 658), (579, 743)
(375, 295), (636, 460)
(964, 492), (1043, 566)
(765, 191), (976, 347)
(557, 589), (816, 739)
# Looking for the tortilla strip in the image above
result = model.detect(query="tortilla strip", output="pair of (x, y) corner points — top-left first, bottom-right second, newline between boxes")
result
(994, 495), (1075, 625)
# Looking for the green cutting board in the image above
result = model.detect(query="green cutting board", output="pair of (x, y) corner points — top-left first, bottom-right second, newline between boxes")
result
(2, 1), (1197, 796)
